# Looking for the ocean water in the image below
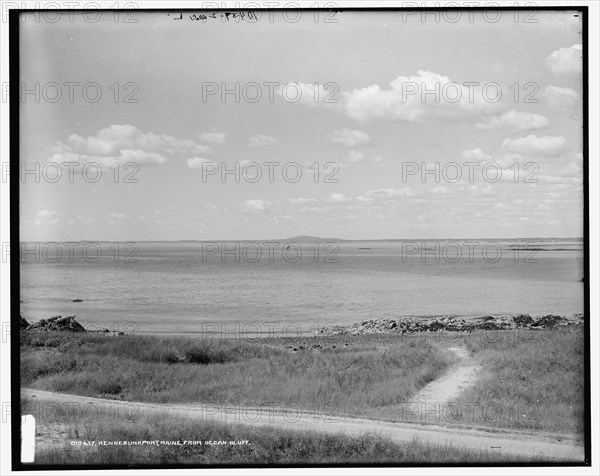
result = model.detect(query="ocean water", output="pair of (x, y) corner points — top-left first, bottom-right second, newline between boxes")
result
(19, 240), (585, 335)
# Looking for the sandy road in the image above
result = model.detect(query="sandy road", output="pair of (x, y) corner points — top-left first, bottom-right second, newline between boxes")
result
(22, 388), (584, 462)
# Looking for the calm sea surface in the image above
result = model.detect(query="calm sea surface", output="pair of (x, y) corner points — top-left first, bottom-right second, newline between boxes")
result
(19, 241), (585, 335)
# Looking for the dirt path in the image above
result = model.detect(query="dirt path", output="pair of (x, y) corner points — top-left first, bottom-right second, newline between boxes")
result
(22, 388), (584, 462)
(414, 346), (482, 408)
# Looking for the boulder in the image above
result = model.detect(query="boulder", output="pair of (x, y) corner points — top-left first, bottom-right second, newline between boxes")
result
(513, 314), (534, 326)
(26, 315), (86, 332)
(533, 315), (564, 329)
(20, 316), (29, 329)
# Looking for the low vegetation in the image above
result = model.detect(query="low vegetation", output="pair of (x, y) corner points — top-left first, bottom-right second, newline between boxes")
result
(452, 327), (585, 433)
(21, 327), (585, 436)
(21, 331), (455, 416)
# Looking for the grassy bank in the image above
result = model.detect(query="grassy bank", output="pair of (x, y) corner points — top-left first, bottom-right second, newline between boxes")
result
(452, 327), (585, 433)
(21, 331), (455, 416)
(20, 327), (585, 434)
(22, 397), (540, 465)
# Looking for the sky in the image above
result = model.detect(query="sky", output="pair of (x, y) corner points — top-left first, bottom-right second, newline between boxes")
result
(18, 9), (584, 241)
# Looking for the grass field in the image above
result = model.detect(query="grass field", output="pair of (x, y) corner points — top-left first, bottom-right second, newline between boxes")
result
(21, 331), (455, 416)
(452, 327), (585, 433)
(20, 327), (585, 434)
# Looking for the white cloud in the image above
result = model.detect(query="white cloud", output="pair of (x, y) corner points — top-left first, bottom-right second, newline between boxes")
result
(286, 197), (317, 205)
(277, 82), (332, 108)
(493, 153), (523, 169)
(108, 213), (126, 225)
(38, 210), (58, 219)
(461, 148), (490, 160)
(248, 134), (277, 147)
(35, 210), (59, 225)
(199, 129), (227, 144)
(327, 192), (350, 203)
(344, 150), (383, 163)
(363, 188), (419, 199)
(346, 150), (366, 163)
(430, 186), (451, 194)
(475, 110), (549, 131)
(50, 124), (212, 168)
(544, 85), (579, 112)
(340, 70), (500, 123)
(502, 135), (566, 156)
(544, 44), (582, 77)
(187, 157), (209, 169)
(241, 198), (272, 212)
(535, 175), (582, 185)
(329, 128), (371, 146)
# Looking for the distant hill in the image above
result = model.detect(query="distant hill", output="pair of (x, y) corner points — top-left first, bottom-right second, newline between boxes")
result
(279, 235), (345, 242)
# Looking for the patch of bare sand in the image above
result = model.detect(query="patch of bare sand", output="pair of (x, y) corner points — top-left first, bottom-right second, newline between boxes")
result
(413, 346), (482, 408)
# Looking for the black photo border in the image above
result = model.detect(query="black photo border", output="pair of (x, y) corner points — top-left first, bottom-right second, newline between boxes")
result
(9, 5), (591, 471)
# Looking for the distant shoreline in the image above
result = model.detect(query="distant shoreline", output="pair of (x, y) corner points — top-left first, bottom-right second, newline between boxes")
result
(17, 237), (585, 244)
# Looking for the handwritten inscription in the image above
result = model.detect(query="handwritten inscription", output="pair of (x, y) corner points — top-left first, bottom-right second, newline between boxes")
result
(169, 11), (260, 22)
(167, 10), (339, 24)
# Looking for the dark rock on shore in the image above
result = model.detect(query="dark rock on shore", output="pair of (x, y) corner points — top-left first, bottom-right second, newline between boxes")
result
(320, 314), (584, 337)
(26, 315), (86, 332)
(20, 316), (29, 329)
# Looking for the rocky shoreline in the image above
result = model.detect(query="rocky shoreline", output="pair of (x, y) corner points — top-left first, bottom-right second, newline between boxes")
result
(20, 313), (584, 338)
(320, 313), (584, 337)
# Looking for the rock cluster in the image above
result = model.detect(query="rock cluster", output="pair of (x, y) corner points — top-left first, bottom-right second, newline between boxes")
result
(20, 316), (29, 329)
(322, 313), (584, 336)
(25, 315), (86, 332)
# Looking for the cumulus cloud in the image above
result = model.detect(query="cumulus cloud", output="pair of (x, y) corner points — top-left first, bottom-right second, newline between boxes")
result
(343, 150), (383, 163)
(199, 129), (227, 144)
(544, 85), (579, 112)
(430, 186), (451, 194)
(241, 198), (272, 212)
(327, 192), (351, 203)
(544, 44), (582, 77)
(38, 210), (58, 219)
(362, 188), (420, 200)
(248, 134), (277, 147)
(286, 197), (317, 205)
(277, 82), (334, 108)
(475, 110), (549, 131)
(346, 150), (366, 163)
(461, 148), (490, 160)
(502, 135), (566, 156)
(329, 128), (371, 146)
(108, 213), (126, 225)
(187, 157), (209, 169)
(339, 70), (500, 123)
(34, 209), (60, 226)
(50, 124), (212, 168)
(493, 153), (523, 169)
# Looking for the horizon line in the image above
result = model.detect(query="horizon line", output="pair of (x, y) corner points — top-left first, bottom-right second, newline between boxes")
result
(17, 236), (585, 243)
